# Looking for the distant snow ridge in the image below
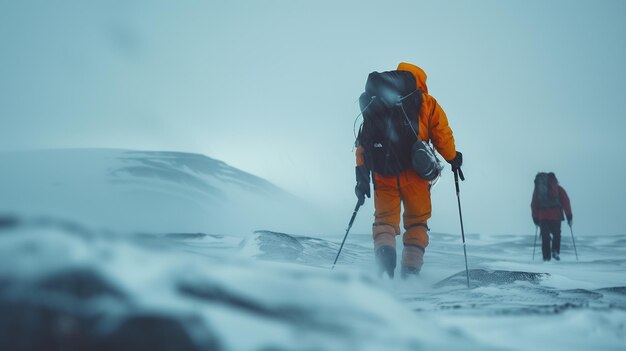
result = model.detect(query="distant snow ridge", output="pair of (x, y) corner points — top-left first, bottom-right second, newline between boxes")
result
(111, 151), (282, 199)
(0, 149), (318, 234)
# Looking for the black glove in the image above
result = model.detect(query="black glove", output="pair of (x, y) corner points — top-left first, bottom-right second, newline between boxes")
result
(533, 218), (539, 226)
(447, 151), (464, 180)
(567, 216), (573, 227)
(355, 166), (371, 206)
(448, 151), (463, 172)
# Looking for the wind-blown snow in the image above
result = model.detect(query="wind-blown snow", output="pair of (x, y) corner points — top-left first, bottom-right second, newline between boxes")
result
(0, 219), (493, 351)
(0, 149), (624, 350)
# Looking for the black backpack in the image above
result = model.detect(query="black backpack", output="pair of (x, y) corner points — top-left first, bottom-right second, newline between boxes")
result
(357, 70), (423, 176)
(534, 172), (561, 208)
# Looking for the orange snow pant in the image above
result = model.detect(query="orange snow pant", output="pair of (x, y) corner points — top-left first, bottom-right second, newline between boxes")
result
(372, 170), (431, 252)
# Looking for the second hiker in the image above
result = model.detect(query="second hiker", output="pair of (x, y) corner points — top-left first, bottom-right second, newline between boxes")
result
(531, 172), (573, 261)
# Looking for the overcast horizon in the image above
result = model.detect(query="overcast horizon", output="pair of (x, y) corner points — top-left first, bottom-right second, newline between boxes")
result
(1, 0), (625, 236)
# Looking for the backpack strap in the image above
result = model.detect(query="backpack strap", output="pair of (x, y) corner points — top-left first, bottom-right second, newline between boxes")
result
(399, 89), (422, 139)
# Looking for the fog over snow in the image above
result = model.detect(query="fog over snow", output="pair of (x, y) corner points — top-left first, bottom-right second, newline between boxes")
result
(0, 149), (321, 235)
(1, 0), (626, 236)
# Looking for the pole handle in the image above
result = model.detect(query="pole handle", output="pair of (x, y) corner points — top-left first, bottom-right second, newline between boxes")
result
(457, 167), (465, 181)
(453, 168), (465, 194)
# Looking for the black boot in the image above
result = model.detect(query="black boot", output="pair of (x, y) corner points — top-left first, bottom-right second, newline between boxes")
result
(375, 246), (396, 278)
(552, 251), (560, 261)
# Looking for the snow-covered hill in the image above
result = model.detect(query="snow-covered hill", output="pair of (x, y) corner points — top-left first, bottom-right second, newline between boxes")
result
(0, 149), (320, 234)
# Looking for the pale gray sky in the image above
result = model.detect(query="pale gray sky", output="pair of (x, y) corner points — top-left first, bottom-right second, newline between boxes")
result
(1, 0), (625, 236)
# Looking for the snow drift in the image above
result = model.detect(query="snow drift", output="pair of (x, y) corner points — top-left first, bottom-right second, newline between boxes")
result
(0, 218), (491, 351)
(0, 149), (320, 234)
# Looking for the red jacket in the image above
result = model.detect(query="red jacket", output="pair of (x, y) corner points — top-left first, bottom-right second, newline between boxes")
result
(531, 185), (572, 221)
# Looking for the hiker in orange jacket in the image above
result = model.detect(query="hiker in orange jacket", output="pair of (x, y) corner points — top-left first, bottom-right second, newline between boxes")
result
(531, 172), (573, 261)
(355, 62), (462, 278)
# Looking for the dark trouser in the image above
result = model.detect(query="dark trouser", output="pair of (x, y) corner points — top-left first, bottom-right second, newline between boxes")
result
(540, 220), (561, 261)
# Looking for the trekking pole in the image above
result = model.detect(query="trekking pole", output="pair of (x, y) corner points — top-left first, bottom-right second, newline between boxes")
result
(532, 226), (539, 260)
(331, 202), (361, 270)
(569, 223), (579, 261)
(453, 168), (470, 288)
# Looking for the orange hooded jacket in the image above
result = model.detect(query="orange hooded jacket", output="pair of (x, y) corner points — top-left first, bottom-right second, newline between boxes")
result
(356, 63), (457, 167)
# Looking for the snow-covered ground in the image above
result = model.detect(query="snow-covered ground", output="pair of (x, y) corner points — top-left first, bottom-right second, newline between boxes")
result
(0, 149), (624, 350)
(1, 219), (624, 350)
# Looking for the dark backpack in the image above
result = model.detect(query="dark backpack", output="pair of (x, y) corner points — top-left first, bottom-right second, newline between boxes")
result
(534, 172), (561, 208)
(357, 70), (423, 176)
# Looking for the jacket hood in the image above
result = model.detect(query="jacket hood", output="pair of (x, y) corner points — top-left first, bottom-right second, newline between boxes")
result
(397, 62), (428, 93)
